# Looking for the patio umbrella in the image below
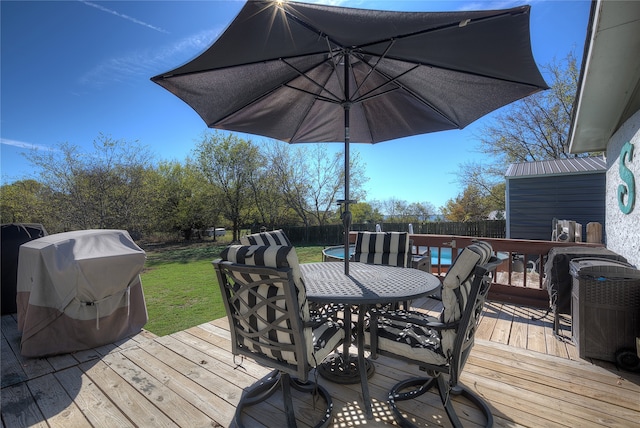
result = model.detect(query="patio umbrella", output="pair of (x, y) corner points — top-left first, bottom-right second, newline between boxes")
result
(151, 0), (548, 274)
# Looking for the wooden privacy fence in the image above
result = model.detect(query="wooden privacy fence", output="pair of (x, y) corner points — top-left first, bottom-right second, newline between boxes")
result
(396, 220), (506, 238)
(275, 220), (506, 245)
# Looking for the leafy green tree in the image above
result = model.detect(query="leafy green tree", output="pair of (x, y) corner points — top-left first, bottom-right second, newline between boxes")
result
(26, 134), (154, 234)
(350, 202), (383, 224)
(485, 182), (506, 214)
(150, 160), (221, 239)
(0, 179), (51, 225)
(193, 132), (260, 241)
(250, 164), (296, 228)
(441, 186), (488, 221)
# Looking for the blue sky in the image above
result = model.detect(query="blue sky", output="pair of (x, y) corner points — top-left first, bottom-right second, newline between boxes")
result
(1, 0), (591, 209)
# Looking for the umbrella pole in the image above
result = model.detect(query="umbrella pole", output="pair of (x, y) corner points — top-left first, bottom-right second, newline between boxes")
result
(343, 54), (351, 276)
(343, 107), (351, 275)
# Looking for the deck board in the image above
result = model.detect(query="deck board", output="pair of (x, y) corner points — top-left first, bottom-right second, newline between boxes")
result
(526, 308), (549, 353)
(54, 365), (136, 428)
(27, 372), (89, 427)
(467, 347), (638, 426)
(2, 300), (639, 428)
(491, 304), (514, 344)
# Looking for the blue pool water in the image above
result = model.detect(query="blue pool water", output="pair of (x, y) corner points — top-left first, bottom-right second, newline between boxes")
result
(424, 247), (453, 265)
(323, 245), (453, 265)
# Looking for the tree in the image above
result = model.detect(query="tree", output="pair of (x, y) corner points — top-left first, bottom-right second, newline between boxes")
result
(350, 202), (383, 224)
(405, 202), (437, 222)
(0, 179), (52, 225)
(306, 144), (343, 226)
(379, 197), (406, 221)
(26, 134), (154, 234)
(263, 141), (311, 228)
(485, 182), (506, 214)
(455, 51), (588, 218)
(194, 132), (260, 241)
(263, 141), (368, 228)
(369, 199), (436, 223)
(441, 186), (488, 222)
(150, 160), (220, 239)
(478, 51), (581, 164)
(246, 150), (298, 229)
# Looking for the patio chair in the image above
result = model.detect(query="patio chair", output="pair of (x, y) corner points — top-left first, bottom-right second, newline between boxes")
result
(353, 231), (410, 309)
(240, 228), (292, 246)
(367, 241), (502, 428)
(213, 244), (344, 428)
(240, 229), (337, 321)
(352, 231), (411, 267)
(352, 231), (433, 309)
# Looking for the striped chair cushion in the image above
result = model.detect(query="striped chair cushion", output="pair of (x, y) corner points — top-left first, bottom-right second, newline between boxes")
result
(369, 241), (493, 365)
(220, 245), (342, 367)
(441, 241), (493, 321)
(240, 229), (292, 246)
(220, 244), (307, 318)
(352, 232), (410, 267)
(440, 241), (492, 353)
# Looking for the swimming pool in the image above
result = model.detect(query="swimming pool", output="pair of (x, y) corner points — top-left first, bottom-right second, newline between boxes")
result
(322, 245), (453, 266)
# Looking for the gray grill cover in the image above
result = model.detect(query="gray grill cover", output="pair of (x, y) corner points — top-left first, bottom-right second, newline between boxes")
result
(16, 229), (147, 357)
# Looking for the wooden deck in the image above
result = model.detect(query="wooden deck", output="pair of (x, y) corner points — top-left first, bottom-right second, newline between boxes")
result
(2, 299), (639, 427)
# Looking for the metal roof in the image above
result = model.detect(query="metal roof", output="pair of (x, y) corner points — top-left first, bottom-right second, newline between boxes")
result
(505, 157), (606, 178)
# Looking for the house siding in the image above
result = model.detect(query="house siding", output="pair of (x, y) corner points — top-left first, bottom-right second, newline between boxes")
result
(606, 109), (640, 268)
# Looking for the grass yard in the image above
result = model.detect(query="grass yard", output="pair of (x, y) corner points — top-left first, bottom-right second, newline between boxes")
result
(140, 240), (325, 336)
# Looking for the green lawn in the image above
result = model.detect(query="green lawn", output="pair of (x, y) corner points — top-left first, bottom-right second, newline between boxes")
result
(140, 241), (324, 336)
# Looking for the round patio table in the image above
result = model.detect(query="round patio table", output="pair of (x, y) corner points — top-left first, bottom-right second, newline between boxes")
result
(300, 262), (441, 419)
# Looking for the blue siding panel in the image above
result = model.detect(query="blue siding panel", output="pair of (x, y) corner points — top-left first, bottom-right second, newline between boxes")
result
(507, 173), (606, 241)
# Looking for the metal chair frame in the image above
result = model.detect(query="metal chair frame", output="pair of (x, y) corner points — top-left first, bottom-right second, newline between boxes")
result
(214, 260), (338, 428)
(369, 256), (503, 428)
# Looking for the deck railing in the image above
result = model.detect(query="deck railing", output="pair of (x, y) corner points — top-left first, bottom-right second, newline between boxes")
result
(350, 232), (605, 308)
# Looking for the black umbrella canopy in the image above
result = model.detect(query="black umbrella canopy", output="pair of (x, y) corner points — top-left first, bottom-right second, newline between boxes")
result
(151, 0), (548, 144)
(151, 0), (547, 275)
